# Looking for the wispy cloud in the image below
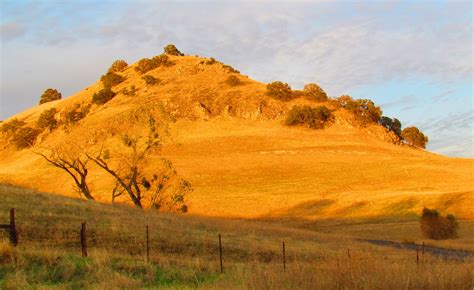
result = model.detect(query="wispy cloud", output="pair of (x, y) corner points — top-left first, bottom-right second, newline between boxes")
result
(0, 1), (472, 156)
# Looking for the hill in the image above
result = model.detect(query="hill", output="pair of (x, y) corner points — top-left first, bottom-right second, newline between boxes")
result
(0, 50), (473, 222)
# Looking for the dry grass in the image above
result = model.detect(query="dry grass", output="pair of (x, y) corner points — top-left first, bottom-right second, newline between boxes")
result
(0, 184), (473, 289)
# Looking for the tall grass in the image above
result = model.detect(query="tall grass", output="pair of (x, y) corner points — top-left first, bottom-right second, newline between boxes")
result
(0, 184), (473, 289)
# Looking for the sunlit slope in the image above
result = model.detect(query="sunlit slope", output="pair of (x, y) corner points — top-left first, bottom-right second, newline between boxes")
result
(163, 118), (473, 219)
(0, 54), (472, 221)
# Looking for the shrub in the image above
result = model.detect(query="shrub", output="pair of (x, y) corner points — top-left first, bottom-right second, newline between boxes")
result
(63, 104), (90, 124)
(142, 75), (159, 86)
(108, 59), (128, 73)
(152, 54), (174, 67)
(135, 58), (156, 74)
(420, 207), (458, 240)
(163, 44), (184, 56)
(225, 75), (241, 86)
(206, 57), (216, 65)
(122, 85), (137, 96)
(291, 90), (305, 98)
(266, 81), (293, 101)
(303, 83), (328, 102)
(92, 87), (116, 105)
(39, 88), (62, 105)
(100, 71), (125, 88)
(0, 118), (26, 137)
(36, 108), (58, 131)
(285, 105), (332, 129)
(11, 127), (40, 149)
(344, 98), (382, 124)
(401, 127), (428, 148)
(337, 95), (353, 108)
(222, 64), (239, 74)
(135, 55), (173, 74)
(380, 116), (402, 136)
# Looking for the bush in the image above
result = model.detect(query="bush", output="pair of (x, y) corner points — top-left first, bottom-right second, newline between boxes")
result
(63, 104), (90, 124)
(163, 44), (184, 56)
(337, 95), (353, 108)
(39, 88), (62, 105)
(92, 87), (116, 105)
(11, 127), (40, 149)
(285, 105), (332, 129)
(206, 57), (216, 65)
(420, 207), (458, 240)
(135, 55), (174, 74)
(401, 127), (428, 148)
(266, 81), (293, 101)
(122, 85), (137, 96)
(343, 98), (382, 124)
(135, 58), (155, 74)
(108, 59), (128, 73)
(142, 75), (159, 86)
(222, 64), (239, 74)
(0, 118), (26, 137)
(100, 71), (125, 88)
(291, 90), (305, 98)
(36, 108), (58, 131)
(152, 54), (174, 67)
(380, 116), (402, 136)
(225, 75), (241, 86)
(303, 83), (328, 102)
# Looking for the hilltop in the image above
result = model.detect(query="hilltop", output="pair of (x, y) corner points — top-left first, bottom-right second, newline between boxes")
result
(0, 46), (473, 222)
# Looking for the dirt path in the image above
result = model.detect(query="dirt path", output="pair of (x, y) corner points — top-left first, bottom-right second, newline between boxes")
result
(362, 239), (472, 260)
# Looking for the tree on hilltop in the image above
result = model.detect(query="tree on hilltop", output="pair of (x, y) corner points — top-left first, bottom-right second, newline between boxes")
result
(108, 59), (128, 73)
(303, 83), (328, 102)
(401, 126), (428, 148)
(39, 88), (62, 105)
(266, 81), (293, 101)
(380, 116), (402, 136)
(164, 44), (184, 56)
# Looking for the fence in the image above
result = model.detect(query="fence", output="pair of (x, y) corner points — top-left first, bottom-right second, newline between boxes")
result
(0, 208), (18, 246)
(0, 208), (439, 273)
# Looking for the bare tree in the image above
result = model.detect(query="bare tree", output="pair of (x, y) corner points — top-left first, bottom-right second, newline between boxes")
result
(111, 179), (125, 203)
(36, 146), (94, 200)
(88, 148), (145, 207)
(87, 114), (189, 211)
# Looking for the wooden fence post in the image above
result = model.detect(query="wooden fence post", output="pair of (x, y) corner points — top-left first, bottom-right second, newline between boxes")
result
(146, 225), (150, 263)
(422, 242), (425, 264)
(10, 208), (18, 247)
(282, 241), (286, 272)
(218, 233), (223, 273)
(80, 222), (87, 257)
(416, 248), (419, 268)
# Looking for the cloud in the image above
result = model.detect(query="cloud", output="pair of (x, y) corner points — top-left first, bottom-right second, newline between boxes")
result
(1, 1), (472, 156)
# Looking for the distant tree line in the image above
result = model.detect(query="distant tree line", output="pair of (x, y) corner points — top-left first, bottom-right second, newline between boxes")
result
(266, 80), (428, 148)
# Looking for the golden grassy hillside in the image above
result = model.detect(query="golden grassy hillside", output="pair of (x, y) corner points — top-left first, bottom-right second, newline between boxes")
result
(0, 53), (472, 222)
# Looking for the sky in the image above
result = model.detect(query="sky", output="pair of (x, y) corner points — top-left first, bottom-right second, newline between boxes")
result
(0, 0), (472, 157)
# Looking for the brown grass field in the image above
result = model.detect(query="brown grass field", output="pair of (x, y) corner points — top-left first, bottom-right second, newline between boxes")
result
(0, 184), (473, 289)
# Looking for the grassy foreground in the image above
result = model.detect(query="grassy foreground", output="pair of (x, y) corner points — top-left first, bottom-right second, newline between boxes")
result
(0, 184), (473, 289)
